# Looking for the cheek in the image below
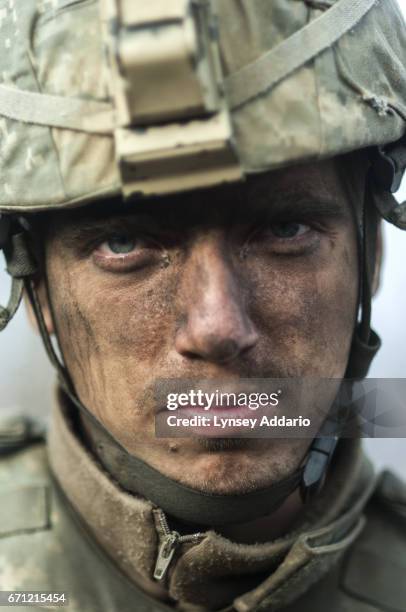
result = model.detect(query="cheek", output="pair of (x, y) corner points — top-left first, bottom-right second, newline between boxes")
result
(246, 242), (358, 376)
(48, 258), (179, 416)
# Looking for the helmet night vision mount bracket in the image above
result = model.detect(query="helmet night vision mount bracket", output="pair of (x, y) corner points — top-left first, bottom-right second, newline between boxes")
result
(100, 0), (242, 197)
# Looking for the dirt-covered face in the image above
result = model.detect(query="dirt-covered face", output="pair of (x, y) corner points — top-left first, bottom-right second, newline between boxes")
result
(37, 159), (359, 495)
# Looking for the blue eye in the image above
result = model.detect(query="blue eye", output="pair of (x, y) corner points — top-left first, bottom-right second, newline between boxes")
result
(106, 235), (137, 254)
(270, 223), (309, 238)
(92, 229), (166, 273)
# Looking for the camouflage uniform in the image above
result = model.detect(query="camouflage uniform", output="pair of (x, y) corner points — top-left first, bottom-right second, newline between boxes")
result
(0, 401), (405, 611)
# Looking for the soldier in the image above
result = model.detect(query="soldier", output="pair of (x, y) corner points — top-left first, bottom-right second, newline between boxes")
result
(0, 0), (405, 610)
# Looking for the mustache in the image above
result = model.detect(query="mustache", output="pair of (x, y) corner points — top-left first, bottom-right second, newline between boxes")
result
(145, 360), (302, 392)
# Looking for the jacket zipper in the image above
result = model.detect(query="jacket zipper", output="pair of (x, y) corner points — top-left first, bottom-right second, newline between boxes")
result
(153, 509), (204, 581)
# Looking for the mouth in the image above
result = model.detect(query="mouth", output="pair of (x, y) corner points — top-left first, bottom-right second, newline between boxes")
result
(151, 377), (299, 439)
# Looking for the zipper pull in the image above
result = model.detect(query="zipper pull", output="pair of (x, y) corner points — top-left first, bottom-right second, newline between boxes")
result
(153, 532), (180, 581)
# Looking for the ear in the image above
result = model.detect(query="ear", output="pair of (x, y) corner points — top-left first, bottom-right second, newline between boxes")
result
(372, 222), (383, 296)
(24, 277), (55, 335)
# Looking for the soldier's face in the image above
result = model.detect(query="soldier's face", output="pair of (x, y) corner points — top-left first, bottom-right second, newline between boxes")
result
(39, 159), (359, 494)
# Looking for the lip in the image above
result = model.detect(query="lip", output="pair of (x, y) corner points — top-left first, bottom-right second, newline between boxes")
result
(153, 378), (271, 415)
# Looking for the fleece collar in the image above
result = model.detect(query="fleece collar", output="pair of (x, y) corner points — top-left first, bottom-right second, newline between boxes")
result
(48, 393), (376, 611)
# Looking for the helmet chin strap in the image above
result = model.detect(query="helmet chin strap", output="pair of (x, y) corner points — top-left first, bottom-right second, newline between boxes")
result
(345, 168), (381, 379)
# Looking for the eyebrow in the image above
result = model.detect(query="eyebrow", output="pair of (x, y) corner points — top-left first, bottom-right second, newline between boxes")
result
(57, 189), (349, 249)
(57, 213), (160, 250)
(246, 184), (349, 218)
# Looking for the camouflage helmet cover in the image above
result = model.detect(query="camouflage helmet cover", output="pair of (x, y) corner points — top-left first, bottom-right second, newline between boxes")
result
(0, 0), (405, 212)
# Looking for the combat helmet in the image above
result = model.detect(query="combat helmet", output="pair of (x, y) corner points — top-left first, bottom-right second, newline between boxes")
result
(0, 0), (406, 524)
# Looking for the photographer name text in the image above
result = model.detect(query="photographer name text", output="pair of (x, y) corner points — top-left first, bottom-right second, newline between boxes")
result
(166, 414), (311, 429)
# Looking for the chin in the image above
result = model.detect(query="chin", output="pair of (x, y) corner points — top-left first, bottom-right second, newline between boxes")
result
(168, 440), (295, 496)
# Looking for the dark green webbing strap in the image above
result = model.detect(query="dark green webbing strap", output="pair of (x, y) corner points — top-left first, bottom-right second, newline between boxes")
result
(0, 277), (24, 331)
(360, 176), (378, 342)
(24, 278), (77, 390)
(346, 170), (381, 379)
(0, 230), (37, 331)
(372, 189), (406, 230)
(371, 134), (406, 230)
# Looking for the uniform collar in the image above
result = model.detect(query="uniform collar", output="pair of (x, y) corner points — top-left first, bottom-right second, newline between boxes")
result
(48, 390), (376, 611)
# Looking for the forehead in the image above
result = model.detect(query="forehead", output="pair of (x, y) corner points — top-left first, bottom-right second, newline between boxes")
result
(49, 158), (353, 233)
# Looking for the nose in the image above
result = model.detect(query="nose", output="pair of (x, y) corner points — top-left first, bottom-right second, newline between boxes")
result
(174, 233), (259, 363)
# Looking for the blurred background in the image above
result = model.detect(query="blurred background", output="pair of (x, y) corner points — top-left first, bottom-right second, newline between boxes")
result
(1, 1), (406, 479)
